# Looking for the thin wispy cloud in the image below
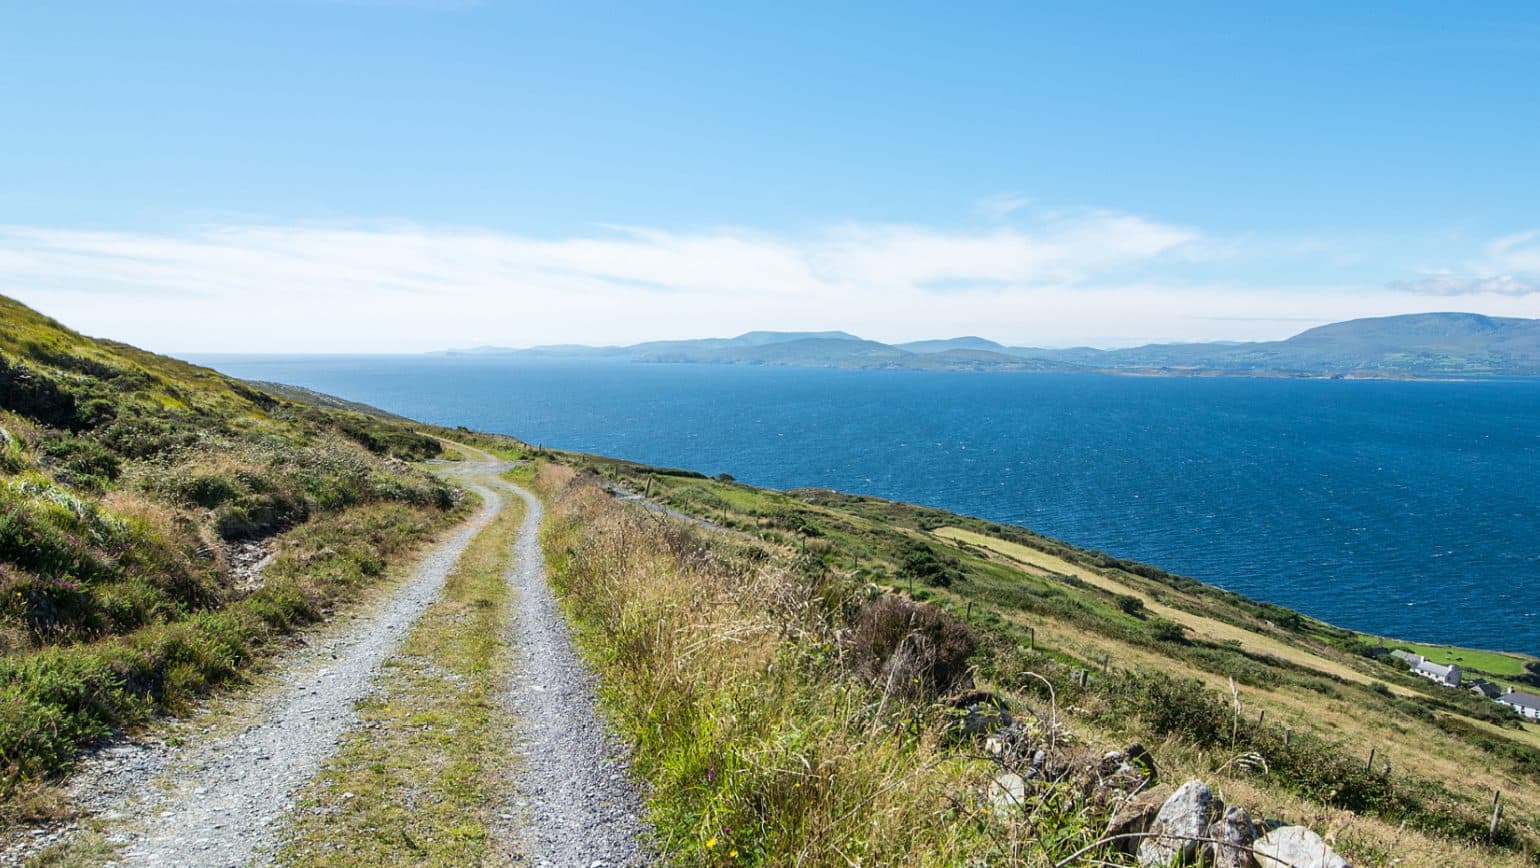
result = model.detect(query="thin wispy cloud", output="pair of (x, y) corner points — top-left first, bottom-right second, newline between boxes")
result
(1487, 229), (1540, 272)
(2, 211), (1537, 353)
(1389, 228), (1540, 297)
(0, 211), (1199, 305)
(975, 193), (1033, 220)
(1391, 273), (1540, 297)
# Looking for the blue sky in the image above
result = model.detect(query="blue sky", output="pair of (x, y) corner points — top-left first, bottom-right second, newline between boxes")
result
(3, 1), (1539, 352)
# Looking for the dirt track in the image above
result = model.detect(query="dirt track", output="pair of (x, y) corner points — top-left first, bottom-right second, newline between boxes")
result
(5, 447), (649, 866)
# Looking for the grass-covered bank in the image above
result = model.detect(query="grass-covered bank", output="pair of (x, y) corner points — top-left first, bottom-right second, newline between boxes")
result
(538, 461), (1107, 865)
(275, 473), (524, 866)
(542, 453), (1540, 866)
(0, 295), (467, 815)
(1, 494), (466, 823)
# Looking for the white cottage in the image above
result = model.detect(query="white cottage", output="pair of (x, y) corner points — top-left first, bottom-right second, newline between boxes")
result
(1411, 658), (1461, 687)
(1497, 688), (1540, 720)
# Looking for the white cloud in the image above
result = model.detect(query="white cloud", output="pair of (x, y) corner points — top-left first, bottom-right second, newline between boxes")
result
(975, 193), (1033, 220)
(1391, 273), (1540, 297)
(2, 213), (1537, 353)
(1390, 228), (1540, 297)
(1487, 229), (1540, 273)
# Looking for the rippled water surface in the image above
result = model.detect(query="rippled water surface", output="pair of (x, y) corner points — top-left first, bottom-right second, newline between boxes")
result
(195, 356), (1540, 653)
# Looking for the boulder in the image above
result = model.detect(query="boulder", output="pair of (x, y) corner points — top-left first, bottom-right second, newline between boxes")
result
(1254, 826), (1351, 868)
(988, 772), (1028, 820)
(1138, 779), (1222, 867)
(1104, 786), (1170, 855)
(1207, 805), (1258, 868)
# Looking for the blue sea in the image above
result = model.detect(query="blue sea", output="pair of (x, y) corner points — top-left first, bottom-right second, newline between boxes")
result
(193, 355), (1540, 655)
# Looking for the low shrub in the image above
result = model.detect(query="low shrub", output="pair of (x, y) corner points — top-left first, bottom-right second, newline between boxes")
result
(846, 595), (977, 698)
(897, 540), (963, 588)
(38, 434), (120, 488)
(0, 357), (82, 431)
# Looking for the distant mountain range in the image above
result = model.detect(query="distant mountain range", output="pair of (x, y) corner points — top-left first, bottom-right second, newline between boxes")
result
(445, 313), (1540, 378)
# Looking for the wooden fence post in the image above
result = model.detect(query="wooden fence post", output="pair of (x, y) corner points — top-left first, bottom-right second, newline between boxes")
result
(1490, 790), (1504, 841)
(1283, 727), (1291, 748)
(1257, 709), (1266, 727)
(966, 601), (973, 623)
(1028, 626), (1036, 650)
(1366, 747), (1376, 773)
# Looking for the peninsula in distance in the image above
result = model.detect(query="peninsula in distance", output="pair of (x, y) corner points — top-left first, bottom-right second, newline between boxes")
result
(447, 312), (1540, 379)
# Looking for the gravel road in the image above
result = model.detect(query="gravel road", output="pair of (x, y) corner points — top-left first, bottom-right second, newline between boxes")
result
(4, 449), (650, 866)
(119, 457), (509, 866)
(6, 456), (509, 867)
(500, 480), (650, 866)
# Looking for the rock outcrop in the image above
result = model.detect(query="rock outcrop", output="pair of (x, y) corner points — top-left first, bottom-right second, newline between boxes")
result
(1138, 779), (1220, 866)
(1209, 805), (1258, 868)
(1254, 826), (1351, 868)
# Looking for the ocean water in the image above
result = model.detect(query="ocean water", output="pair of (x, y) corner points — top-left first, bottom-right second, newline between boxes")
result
(193, 355), (1540, 654)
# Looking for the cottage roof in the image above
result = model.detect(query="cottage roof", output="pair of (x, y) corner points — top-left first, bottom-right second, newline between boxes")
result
(1498, 691), (1540, 711)
(1414, 659), (1456, 677)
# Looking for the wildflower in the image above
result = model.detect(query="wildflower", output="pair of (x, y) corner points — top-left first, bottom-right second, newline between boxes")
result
(706, 836), (717, 850)
(730, 850), (739, 859)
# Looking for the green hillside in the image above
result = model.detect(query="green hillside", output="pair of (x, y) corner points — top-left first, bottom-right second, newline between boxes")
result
(0, 295), (466, 807)
(542, 451), (1540, 865)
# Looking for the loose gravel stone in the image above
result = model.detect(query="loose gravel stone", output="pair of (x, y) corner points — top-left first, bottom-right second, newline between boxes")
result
(500, 481), (650, 866)
(3, 452), (650, 867)
(3, 457), (508, 867)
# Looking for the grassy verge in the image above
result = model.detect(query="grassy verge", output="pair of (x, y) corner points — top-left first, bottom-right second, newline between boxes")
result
(551, 453), (1540, 865)
(273, 477), (523, 866)
(537, 462), (1081, 865)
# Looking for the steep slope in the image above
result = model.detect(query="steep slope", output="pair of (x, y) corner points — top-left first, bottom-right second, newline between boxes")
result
(0, 294), (465, 800)
(550, 451), (1540, 865)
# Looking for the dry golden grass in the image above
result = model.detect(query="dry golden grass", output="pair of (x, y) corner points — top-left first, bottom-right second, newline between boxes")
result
(537, 465), (1093, 865)
(939, 528), (1540, 836)
(935, 527), (1407, 695)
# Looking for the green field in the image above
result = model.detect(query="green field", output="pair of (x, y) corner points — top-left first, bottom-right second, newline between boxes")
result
(1394, 641), (1536, 680)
